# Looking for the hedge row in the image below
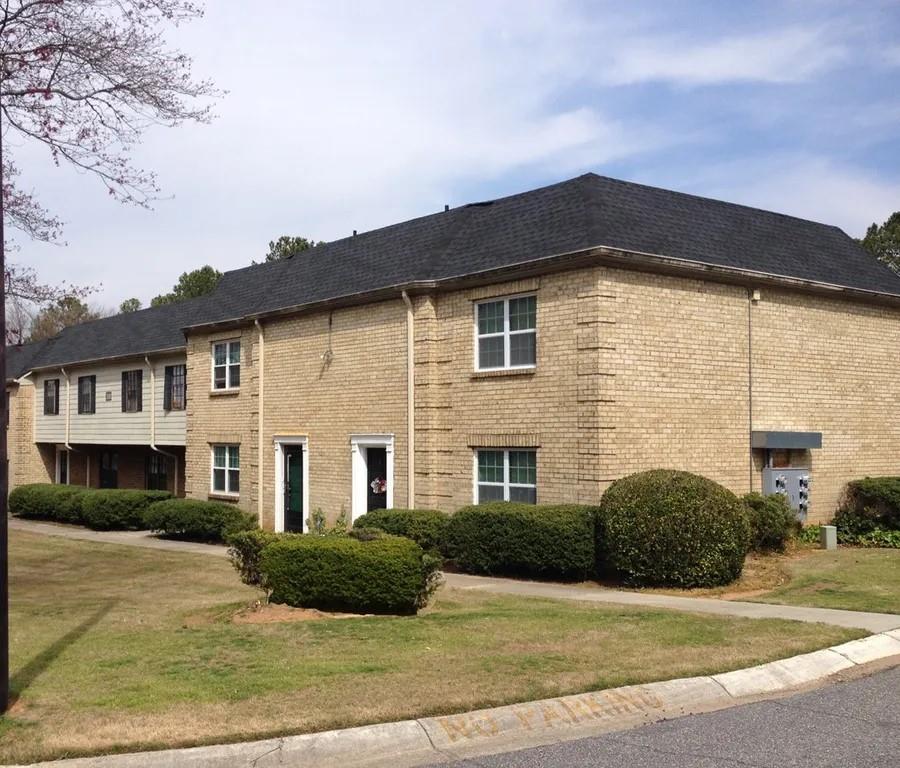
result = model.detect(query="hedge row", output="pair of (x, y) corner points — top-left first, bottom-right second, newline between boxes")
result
(355, 473), (754, 587)
(9, 483), (255, 541)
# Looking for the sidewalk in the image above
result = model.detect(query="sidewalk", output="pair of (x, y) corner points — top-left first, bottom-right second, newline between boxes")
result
(11, 517), (900, 633)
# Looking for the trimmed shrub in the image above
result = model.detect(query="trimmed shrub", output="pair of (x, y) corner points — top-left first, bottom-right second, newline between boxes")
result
(9, 483), (89, 524)
(742, 492), (797, 552)
(260, 534), (439, 614)
(353, 508), (449, 553)
(79, 489), (171, 530)
(598, 470), (750, 587)
(227, 529), (280, 589)
(841, 477), (900, 531)
(145, 499), (256, 542)
(443, 503), (596, 580)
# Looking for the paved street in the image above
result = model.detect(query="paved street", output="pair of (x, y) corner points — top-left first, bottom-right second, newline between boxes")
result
(437, 667), (900, 768)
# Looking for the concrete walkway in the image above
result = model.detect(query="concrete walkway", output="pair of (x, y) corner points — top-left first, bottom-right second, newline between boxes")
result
(11, 517), (900, 633)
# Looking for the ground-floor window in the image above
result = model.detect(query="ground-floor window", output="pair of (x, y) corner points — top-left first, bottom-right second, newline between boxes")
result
(475, 449), (537, 504)
(55, 448), (70, 485)
(145, 454), (168, 491)
(211, 445), (240, 495)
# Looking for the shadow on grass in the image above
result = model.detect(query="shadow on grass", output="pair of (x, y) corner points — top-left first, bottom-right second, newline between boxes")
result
(9, 600), (117, 706)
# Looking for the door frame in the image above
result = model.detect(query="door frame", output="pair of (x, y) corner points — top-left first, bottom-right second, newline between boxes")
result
(55, 446), (70, 485)
(273, 436), (309, 533)
(350, 434), (394, 522)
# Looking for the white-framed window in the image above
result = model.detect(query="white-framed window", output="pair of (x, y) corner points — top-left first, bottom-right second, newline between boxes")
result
(474, 449), (537, 504)
(212, 340), (241, 390)
(211, 444), (240, 495)
(474, 294), (536, 370)
(55, 448), (70, 485)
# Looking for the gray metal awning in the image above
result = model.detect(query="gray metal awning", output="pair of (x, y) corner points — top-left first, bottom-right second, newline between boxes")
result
(751, 431), (823, 450)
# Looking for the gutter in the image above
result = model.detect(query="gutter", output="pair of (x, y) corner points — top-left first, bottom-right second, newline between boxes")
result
(145, 356), (180, 496)
(179, 244), (900, 336)
(254, 319), (265, 526)
(401, 291), (415, 508)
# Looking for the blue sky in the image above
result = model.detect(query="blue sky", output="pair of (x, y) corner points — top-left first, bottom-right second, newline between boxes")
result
(17, 0), (900, 309)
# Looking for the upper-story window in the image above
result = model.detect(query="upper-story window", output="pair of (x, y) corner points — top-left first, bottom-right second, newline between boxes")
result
(475, 295), (536, 370)
(164, 364), (187, 411)
(212, 340), (241, 390)
(121, 369), (143, 412)
(77, 375), (96, 414)
(43, 379), (60, 415)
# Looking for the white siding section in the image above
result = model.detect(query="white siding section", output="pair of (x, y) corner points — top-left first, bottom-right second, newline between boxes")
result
(33, 373), (65, 444)
(32, 354), (186, 447)
(152, 355), (187, 446)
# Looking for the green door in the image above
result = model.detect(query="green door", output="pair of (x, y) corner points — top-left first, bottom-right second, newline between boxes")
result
(284, 446), (304, 532)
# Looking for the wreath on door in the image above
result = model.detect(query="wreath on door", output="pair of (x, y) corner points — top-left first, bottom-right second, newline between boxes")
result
(370, 477), (387, 494)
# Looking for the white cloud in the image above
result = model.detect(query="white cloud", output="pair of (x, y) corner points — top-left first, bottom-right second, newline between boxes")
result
(16, 0), (673, 306)
(683, 155), (900, 237)
(602, 26), (846, 86)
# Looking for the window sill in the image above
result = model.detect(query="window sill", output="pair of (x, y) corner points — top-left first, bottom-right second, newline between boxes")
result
(470, 367), (536, 380)
(209, 389), (240, 397)
(208, 493), (239, 503)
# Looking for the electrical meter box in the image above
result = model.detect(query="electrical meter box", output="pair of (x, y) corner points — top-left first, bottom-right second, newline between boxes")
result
(762, 468), (811, 521)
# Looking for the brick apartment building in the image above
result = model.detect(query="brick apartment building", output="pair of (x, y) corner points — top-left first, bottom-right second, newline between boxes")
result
(7, 174), (900, 527)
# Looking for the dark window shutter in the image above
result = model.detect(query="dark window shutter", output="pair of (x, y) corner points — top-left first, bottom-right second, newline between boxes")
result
(90, 375), (96, 413)
(121, 372), (127, 412)
(54, 381), (59, 415)
(164, 366), (172, 411)
(137, 370), (143, 412)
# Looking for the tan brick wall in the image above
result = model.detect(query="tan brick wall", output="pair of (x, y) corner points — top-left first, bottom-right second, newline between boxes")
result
(184, 327), (259, 510)
(185, 302), (408, 528)
(751, 288), (900, 523)
(414, 268), (752, 510)
(7, 380), (54, 491)
(147, 265), (900, 528)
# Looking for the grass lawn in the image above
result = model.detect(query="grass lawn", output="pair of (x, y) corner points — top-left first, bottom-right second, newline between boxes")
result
(2, 531), (863, 764)
(747, 548), (900, 615)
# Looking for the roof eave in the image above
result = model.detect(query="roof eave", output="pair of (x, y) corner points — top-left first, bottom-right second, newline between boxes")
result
(182, 244), (900, 334)
(25, 345), (186, 374)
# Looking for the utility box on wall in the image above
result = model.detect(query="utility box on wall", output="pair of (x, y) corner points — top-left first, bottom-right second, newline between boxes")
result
(751, 430), (822, 522)
(762, 468), (811, 521)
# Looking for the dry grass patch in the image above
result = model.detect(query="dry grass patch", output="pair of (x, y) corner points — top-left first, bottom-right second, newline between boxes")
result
(2, 530), (862, 764)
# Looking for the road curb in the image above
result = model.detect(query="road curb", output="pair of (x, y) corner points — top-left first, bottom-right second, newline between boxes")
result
(12, 632), (900, 768)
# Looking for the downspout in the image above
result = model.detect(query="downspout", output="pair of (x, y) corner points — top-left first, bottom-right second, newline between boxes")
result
(60, 368), (72, 452)
(401, 291), (415, 507)
(254, 319), (265, 526)
(60, 368), (73, 485)
(145, 356), (179, 496)
(747, 289), (756, 492)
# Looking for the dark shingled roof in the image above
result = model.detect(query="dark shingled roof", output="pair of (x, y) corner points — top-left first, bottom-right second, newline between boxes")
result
(16, 296), (216, 370)
(10, 173), (900, 372)
(6, 339), (50, 380)
(205, 174), (900, 321)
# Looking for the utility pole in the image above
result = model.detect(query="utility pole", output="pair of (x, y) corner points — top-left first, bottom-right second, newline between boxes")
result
(0, 89), (9, 713)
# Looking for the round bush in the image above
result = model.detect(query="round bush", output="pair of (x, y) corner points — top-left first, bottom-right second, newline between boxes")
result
(259, 534), (440, 614)
(9, 483), (89, 524)
(145, 499), (257, 542)
(353, 508), (448, 553)
(742, 492), (797, 552)
(598, 470), (750, 587)
(79, 489), (170, 530)
(443, 503), (596, 580)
